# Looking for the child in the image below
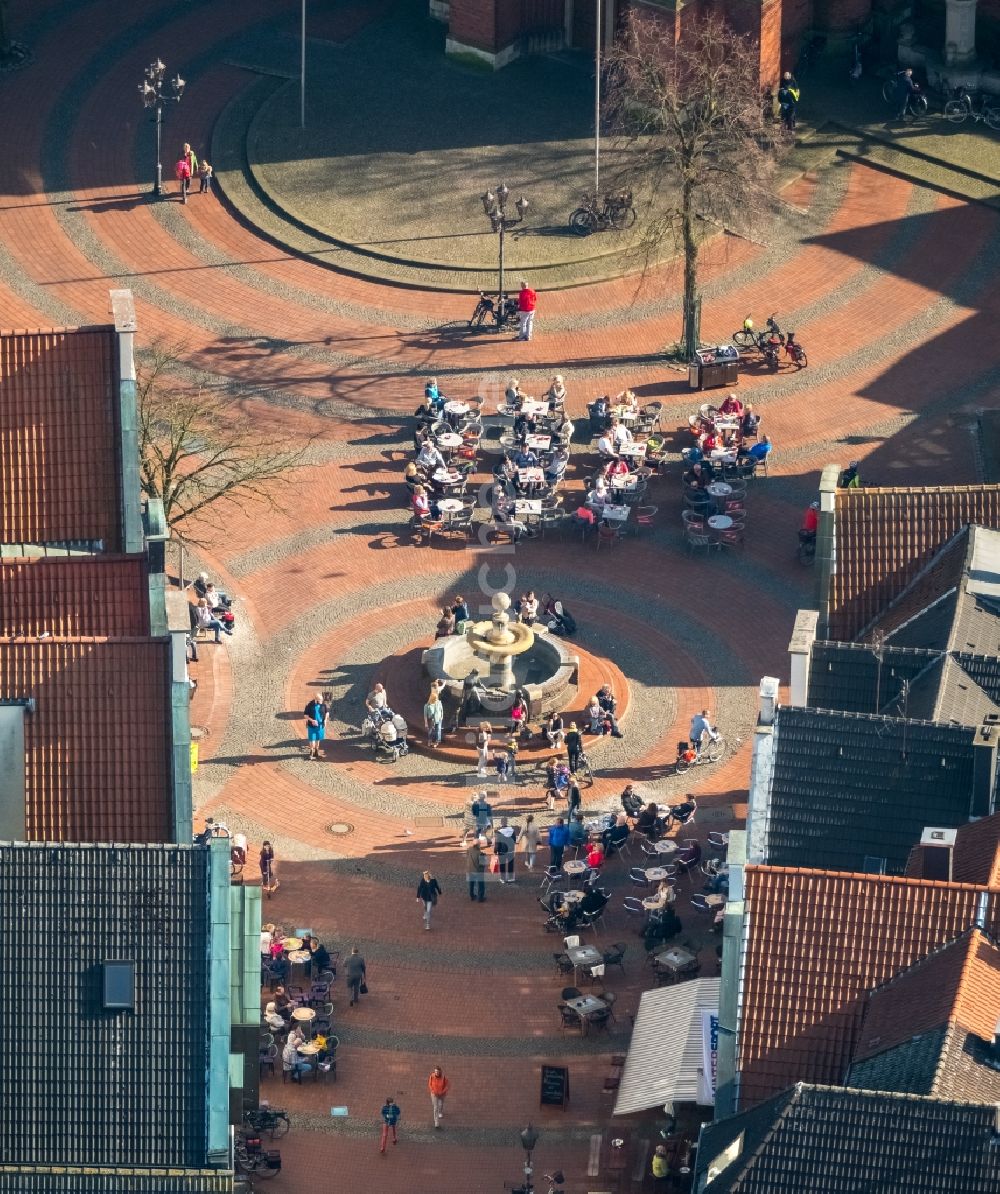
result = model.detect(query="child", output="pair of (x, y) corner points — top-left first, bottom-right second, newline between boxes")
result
(494, 747), (510, 782)
(506, 735), (518, 780)
(198, 160), (213, 193)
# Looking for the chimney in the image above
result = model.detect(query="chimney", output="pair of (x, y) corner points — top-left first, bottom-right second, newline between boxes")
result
(758, 677), (780, 726)
(971, 717), (1000, 817)
(788, 610), (819, 706)
(918, 827), (957, 880)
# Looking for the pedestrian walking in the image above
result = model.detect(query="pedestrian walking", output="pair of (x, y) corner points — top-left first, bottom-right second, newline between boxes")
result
(416, 869), (442, 930)
(198, 160), (213, 193)
(516, 278), (537, 341)
(345, 945), (367, 1006)
(424, 689), (444, 747)
(777, 72), (799, 131)
(259, 840), (278, 896)
(476, 721), (492, 777)
(379, 1097), (401, 1153)
(894, 68), (919, 120)
(523, 814), (540, 870)
(467, 835), (487, 902)
(428, 1067), (449, 1129)
(565, 721), (583, 773)
(495, 817), (518, 884)
(304, 692), (328, 761)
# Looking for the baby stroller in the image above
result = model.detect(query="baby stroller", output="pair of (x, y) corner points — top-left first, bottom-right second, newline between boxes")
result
(361, 709), (410, 762)
(541, 594), (577, 637)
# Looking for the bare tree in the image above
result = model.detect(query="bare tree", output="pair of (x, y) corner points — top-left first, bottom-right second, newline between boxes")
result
(137, 346), (314, 544)
(605, 14), (782, 356)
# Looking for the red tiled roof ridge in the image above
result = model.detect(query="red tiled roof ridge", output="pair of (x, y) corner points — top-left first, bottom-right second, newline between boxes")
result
(745, 863), (1000, 893)
(0, 635), (167, 644)
(0, 323), (115, 336)
(0, 553), (141, 564)
(838, 485), (1000, 496)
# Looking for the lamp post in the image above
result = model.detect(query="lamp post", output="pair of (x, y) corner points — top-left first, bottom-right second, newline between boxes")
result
(480, 183), (529, 311)
(138, 59), (185, 197)
(518, 1123), (540, 1194)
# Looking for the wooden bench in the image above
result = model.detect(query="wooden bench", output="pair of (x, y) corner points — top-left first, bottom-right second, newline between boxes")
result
(602, 1053), (627, 1094)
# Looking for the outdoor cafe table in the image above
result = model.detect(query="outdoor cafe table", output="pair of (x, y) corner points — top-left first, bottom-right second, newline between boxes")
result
(653, 840), (678, 856)
(566, 994), (607, 1028)
(283, 937), (303, 952)
(610, 404), (638, 422)
(517, 467), (545, 487)
(618, 442), (647, 461)
(566, 943), (603, 980)
(437, 498), (464, 518)
(654, 945), (697, 972)
(561, 889), (585, 906)
(432, 468), (462, 487)
(601, 503), (630, 524)
(564, 859), (588, 884)
(287, 949), (311, 977)
(291, 1006), (316, 1023)
(643, 893), (672, 911)
(514, 499), (542, 518)
(609, 474), (640, 493)
(709, 449), (738, 464)
(644, 867), (669, 882)
(444, 400), (469, 418)
(708, 514), (733, 531)
(526, 433), (551, 451)
(296, 1042), (321, 1056)
(437, 432), (462, 450)
(706, 481), (732, 500)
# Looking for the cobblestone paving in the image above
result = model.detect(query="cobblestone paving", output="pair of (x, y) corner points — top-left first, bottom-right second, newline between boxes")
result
(2, 1), (999, 1190)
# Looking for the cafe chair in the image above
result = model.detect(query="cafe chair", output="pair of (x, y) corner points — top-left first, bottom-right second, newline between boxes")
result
(259, 1044), (277, 1079)
(559, 1004), (585, 1034)
(690, 894), (714, 914)
(588, 1007), (613, 1034)
(717, 525), (746, 550)
(553, 952), (575, 978)
(707, 831), (729, 854)
(541, 865), (565, 893)
(635, 505), (658, 535)
(596, 524), (623, 552)
(586, 963), (606, 989)
(563, 934), (581, 949)
(638, 839), (660, 859)
(724, 498), (746, 515)
(602, 942), (627, 974)
(629, 867), (651, 890)
(622, 896), (647, 932)
(686, 529), (720, 556)
(581, 906), (607, 936)
(561, 986), (582, 1002)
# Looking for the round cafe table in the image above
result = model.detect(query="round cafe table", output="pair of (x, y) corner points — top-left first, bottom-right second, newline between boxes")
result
(291, 1006), (316, 1022)
(283, 937), (303, 952)
(708, 514), (733, 531)
(432, 469), (461, 486)
(644, 867), (669, 882)
(563, 859), (588, 884)
(437, 433), (462, 450)
(297, 1042), (320, 1056)
(706, 482), (732, 498)
(444, 400), (469, 417)
(561, 889), (585, 905)
(654, 840), (678, 855)
(437, 498), (464, 515)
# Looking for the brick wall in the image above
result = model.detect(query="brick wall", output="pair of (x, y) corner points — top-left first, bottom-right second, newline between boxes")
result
(760, 0), (784, 82)
(449, 0), (499, 51)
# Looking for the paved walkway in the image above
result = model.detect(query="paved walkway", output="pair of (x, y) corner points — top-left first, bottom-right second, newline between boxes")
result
(2, 1), (999, 1190)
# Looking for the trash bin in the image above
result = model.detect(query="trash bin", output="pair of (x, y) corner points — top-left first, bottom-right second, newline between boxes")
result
(688, 348), (739, 391)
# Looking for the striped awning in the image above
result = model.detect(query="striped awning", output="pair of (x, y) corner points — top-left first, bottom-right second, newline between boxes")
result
(613, 978), (721, 1114)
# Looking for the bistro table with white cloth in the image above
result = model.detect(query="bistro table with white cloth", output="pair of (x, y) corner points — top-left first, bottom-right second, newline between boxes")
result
(619, 443), (647, 461)
(601, 503), (630, 524)
(708, 515), (733, 531)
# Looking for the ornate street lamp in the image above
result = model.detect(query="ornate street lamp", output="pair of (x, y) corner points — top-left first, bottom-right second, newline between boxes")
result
(480, 182), (529, 314)
(518, 1123), (540, 1193)
(138, 59), (185, 197)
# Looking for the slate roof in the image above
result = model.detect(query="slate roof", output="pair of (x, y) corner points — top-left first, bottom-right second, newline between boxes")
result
(761, 706), (981, 875)
(0, 843), (213, 1172)
(695, 1084), (1000, 1192)
(807, 640), (942, 715)
(0, 327), (122, 549)
(0, 639), (173, 841)
(736, 866), (1000, 1108)
(0, 1172), (232, 1193)
(847, 929), (1000, 1102)
(0, 556), (150, 638)
(827, 486), (1000, 641)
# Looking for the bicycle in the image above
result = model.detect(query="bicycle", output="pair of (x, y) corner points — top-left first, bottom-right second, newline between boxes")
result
(943, 89), (1000, 129)
(573, 750), (595, 787)
(881, 74), (928, 116)
(568, 191), (636, 236)
(243, 1107), (291, 1140)
(673, 732), (726, 773)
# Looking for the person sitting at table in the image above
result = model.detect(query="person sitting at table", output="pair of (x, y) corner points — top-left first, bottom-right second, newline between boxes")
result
(505, 377), (523, 409)
(404, 460), (428, 492)
(681, 441), (704, 465)
(543, 711), (565, 749)
(308, 937), (331, 974)
(568, 813), (588, 849)
(416, 439), (445, 474)
(586, 840), (605, 870)
(580, 885), (609, 917)
(592, 394), (611, 428)
(452, 595), (470, 629)
(676, 839), (702, 867)
(514, 444), (538, 469)
(274, 986), (293, 1017)
(705, 866), (730, 896)
(282, 1037), (312, 1084)
(701, 428), (721, 454)
(719, 392), (743, 416)
(597, 428), (617, 460)
(646, 879), (675, 912)
(740, 404), (760, 438)
(586, 477), (608, 511)
(545, 446), (569, 485)
(264, 1000), (286, 1032)
(513, 409), (537, 442)
(683, 461), (713, 489)
(644, 906), (683, 950)
(605, 456), (630, 481)
(611, 418), (633, 451)
(636, 802), (666, 840)
(411, 485), (440, 524)
(621, 784), (643, 818)
(602, 814), (630, 855)
(555, 414), (575, 443)
(424, 377), (446, 413)
(435, 607), (456, 639)
(739, 433), (772, 464)
(616, 388), (638, 412)
(571, 504), (596, 534)
(546, 374), (567, 409)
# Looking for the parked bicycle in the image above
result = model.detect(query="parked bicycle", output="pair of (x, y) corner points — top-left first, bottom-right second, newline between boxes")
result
(235, 1131), (281, 1179)
(468, 291), (520, 331)
(732, 312), (781, 351)
(943, 87), (1000, 129)
(243, 1107), (291, 1140)
(568, 190), (636, 236)
(572, 749), (595, 787)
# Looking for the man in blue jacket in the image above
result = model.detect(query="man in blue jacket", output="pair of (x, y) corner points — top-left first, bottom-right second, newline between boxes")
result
(549, 818), (569, 868)
(379, 1096), (401, 1153)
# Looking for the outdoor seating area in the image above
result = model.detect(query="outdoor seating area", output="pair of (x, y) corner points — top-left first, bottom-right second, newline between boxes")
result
(259, 925), (340, 1085)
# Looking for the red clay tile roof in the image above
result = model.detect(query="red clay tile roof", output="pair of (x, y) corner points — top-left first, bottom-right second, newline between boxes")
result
(854, 930), (1000, 1064)
(829, 486), (1000, 640)
(953, 813), (1000, 887)
(0, 639), (173, 841)
(0, 556), (149, 638)
(0, 327), (122, 549)
(738, 866), (1000, 1108)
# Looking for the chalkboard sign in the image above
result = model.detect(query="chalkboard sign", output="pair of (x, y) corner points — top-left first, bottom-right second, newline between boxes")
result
(540, 1064), (569, 1109)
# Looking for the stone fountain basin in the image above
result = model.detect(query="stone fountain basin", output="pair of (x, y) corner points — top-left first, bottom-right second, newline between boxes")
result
(422, 630), (579, 721)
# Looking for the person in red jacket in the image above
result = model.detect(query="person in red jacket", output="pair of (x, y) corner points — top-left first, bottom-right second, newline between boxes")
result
(428, 1066), (449, 1129)
(516, 279), (537, 341)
